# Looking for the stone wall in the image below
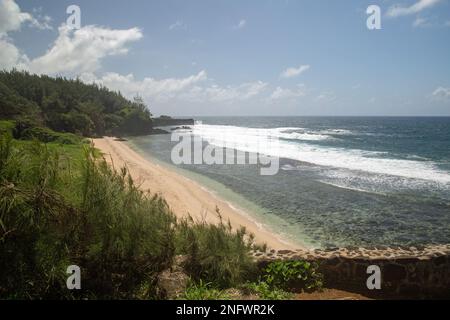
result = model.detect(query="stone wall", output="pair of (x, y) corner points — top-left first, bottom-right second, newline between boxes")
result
(253, 244), (450, 299)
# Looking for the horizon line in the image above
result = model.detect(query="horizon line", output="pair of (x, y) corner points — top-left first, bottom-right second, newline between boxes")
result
(161, 115), (450, 118)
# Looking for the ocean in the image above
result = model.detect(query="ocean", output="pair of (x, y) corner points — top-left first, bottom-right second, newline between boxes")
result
(128, 117), (450, 249)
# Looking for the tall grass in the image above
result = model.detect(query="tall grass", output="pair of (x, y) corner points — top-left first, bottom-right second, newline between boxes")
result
(0, 134), (256, 299)
(0, 134), (76, 298)
(176, 210), (257, 288)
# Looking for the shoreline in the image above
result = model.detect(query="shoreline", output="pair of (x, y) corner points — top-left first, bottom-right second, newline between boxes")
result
(92, 136), (300, 250)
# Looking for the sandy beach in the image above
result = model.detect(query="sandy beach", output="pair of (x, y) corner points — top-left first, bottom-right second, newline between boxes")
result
(92, 137), (298, 250)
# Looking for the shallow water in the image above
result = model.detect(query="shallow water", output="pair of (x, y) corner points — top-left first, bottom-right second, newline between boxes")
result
(130, 117), (450, 248)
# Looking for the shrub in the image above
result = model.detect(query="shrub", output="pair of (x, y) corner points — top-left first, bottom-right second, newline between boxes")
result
(0, 136), (176, 299)
(243, 281), (292, 300)
(263, 260), (323, 291)
(182, 279), (230, 300)
(0, 120), (15, 136)
(0, 134), (259, 299)
(71, 148), (177, 298)
(175, 209), (258, 289)
(12, 120), (83, 145)
(22, 127), (82, 145)
(0, 136), (77, 298)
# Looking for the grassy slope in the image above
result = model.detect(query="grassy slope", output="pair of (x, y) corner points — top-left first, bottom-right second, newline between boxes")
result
(0, 133), (258, 299)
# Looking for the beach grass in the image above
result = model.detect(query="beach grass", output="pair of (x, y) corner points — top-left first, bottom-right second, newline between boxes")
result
(176, 210), (258, 288)
(0, 133), (257, 299)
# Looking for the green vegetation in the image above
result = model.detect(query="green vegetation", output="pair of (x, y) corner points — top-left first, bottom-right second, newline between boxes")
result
(0, 133), (260, 299)
(0, 70), (154, 137)
(262, 260), (323, 291)
(243, 281), (292, 300)
(0, 128), (326, 299)
(241, 260), (323, 300)
(0, 133), (326, 299)
(182, 279), (230, 300)
(0, 134), (176, 298)
(0, 120), (15, 136)
(176, 210), (257, 289)
(152, 115), (194, 127)
(0, 70), (326, 300)
(1, 119), (85, 145)
(13, 120), (86, 145)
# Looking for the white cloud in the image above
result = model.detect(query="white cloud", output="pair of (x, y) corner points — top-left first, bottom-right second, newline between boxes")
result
(432, 87), (450, 100)
(0, 0), (270, 113)
(280, 65), (310, 78)
(387, 0), (441, 17)
(233, 19), (247, 30)
(239, 81), (268, 99)
(82, 70), (208, 101)
(316, 91), (337, 103)
(0, 0), (52, 35)
(0, 36), (28, 70)
(1, 2), (136, 75)
(182, 80), (268, 103)
(169, 20), (186, 31)
(0, 0), (33, 34)
(28, 25), (143, 75)
(0, 0), (52, 70)
(413, 17), (429, 27)
(0, 1), (265, 107)
(82, 70), (267, 104)
(270, 85), (306, 100)
(30, 7), (53, 30)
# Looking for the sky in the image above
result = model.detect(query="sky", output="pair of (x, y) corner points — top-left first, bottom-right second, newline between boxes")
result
(1, 0), (450, 116)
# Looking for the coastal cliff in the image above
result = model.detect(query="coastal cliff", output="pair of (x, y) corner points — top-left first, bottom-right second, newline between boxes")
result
(152, 116), (195, 127)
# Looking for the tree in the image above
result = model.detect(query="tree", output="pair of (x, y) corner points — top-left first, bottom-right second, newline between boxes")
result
(0, 70), (154, 137)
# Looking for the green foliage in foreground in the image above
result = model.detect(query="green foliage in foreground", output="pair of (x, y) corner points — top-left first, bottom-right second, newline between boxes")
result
(240, 260), (323, 300)
(176, 211), (258, 289)
(0, 120), (15, 136)
(182, 279), (230, 300)
(0, 134), (175, 299)
(0, 132), (324, 299)
(243, 281), (292, 300)
(262, 260), (323, 291)
(0, 134), (256, 299)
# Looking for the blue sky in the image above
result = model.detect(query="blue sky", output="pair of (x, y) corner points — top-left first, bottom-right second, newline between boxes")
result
(1, 0), (450, 116)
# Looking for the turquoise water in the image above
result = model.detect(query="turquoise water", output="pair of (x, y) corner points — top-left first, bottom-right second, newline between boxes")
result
(129, 117), (450, 248)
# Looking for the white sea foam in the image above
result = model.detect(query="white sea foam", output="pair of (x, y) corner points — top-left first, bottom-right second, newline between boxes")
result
(192, 124), (450, 184)
(319, 168), (450, 196)
(192, 125), (331, 142)
(317, 179), (387, 195)
(318, 128), (354, 136)
(270, 127), (330, 141)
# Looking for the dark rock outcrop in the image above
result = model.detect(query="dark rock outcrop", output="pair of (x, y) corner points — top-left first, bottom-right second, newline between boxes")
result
(157, 255), (189, 299)
(153, 116), (195, 127)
